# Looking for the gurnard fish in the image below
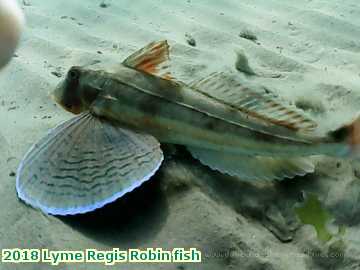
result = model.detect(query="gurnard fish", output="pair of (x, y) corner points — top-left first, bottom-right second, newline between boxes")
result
(16, 40), (360, 215)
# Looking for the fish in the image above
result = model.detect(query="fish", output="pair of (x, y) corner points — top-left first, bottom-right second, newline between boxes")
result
(16, 40), (360, 215)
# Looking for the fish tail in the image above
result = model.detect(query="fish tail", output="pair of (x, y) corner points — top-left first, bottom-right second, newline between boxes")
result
(328, 116), (360, 156)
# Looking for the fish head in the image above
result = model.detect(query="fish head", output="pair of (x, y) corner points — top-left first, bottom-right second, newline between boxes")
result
(52, 66), (100, 114)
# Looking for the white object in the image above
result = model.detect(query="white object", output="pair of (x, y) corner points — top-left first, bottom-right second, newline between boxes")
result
(0, 0), (24, 69)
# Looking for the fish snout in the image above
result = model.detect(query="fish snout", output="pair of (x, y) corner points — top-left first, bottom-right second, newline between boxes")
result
(52, 80), (66, 104)
(52, 80), (83, 114)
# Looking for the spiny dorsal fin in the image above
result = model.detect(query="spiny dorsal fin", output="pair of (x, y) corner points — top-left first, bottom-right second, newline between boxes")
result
(190, 72), (317, 132)
(122, 40), (173, 80)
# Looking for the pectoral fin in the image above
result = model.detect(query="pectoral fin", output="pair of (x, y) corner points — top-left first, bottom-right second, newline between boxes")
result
(122, 40), (174, 80)
(16, 113), (163, 215)
(188, 146), (314, 181)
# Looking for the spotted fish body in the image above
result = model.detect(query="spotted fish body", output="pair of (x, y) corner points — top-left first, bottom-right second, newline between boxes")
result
(17, 40), (360, 215)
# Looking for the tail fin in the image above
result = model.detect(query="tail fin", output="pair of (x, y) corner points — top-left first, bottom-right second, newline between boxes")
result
(329, 116), (360, 155)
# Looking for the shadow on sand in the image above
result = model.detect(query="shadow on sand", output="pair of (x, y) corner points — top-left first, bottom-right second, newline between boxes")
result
(59, 173), (169, 247)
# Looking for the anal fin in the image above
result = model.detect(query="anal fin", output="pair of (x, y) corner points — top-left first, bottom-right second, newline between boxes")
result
(188, 146), (315, 181)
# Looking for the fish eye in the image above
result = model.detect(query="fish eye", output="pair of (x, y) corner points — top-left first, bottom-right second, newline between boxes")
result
(68, 69), (80, 80)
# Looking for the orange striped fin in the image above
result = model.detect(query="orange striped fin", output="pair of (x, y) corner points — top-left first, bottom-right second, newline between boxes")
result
(122, 40), (173, 80)
(190, 72), (317, 132)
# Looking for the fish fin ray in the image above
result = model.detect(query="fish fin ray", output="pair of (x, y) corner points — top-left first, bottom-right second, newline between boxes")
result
(188, 146), (315, 181)
(16, 113), (163, 215)
(190, 72), (317, 133)
(122, 40), (175, 81)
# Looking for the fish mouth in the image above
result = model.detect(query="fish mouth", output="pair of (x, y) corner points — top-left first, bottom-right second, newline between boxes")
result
(50, 92), (60, 105)
(51, 80), (65, 103)
(52, 96), (83, 114)
(51, 81), (83, 115)
(65, 105), (83, 115)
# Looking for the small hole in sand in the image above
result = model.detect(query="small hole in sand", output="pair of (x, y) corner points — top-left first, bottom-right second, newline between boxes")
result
(239, 30), (257, 42)
(295, 98), (325, 114)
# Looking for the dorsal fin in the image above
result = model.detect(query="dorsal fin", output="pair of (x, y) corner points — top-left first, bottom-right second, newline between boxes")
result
(122, 40), (173, 80)
(190, 72), (317, 132)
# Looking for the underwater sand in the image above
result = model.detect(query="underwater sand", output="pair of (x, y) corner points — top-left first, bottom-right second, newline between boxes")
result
(1, 0), (360, 269)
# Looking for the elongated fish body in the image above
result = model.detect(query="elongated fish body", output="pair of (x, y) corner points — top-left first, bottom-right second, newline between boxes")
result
(17, 40), (360, 215)
(72, 66), (348, 158)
